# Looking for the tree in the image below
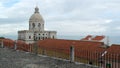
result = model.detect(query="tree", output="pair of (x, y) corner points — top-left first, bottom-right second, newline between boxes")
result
(0, 37), (5, 39)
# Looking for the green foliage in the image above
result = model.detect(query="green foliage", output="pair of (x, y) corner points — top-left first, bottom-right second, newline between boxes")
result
(0, 37), (5, 39)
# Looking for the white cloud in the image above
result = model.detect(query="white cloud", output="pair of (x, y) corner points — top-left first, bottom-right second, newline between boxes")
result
(115, 27), (120, 30)
(0, 0), (120, 39)
(46, 20), (108, 36)
(105, 20), (112, 23)
(0, 23), (28, 35)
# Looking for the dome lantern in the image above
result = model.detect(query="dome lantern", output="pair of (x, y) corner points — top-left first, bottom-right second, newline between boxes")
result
(35, 6), (39, 13)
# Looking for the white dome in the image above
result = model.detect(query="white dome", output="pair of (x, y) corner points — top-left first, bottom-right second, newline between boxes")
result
(29, 7), (44, 22)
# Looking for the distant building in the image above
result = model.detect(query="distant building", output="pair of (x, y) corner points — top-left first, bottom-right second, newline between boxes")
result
(18, 7), (57, 44)
(81, 35), (109, 46)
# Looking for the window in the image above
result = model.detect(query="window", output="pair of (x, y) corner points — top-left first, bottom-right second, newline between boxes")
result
(53, 36), (54, 39)
(34, 36), (35, 39)
(29, 36), (31, 39)
(43, 37), (44, 40)
(32, 23), (35, 28)
(38, 23), (41, 27)
(36, 37), (37, 40)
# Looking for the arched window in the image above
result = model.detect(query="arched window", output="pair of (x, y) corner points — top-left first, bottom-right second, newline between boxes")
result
(39, 37), (40, 40)
(38, 23), (41, 27)
(32, 23), (35, 28)
(53, 36), (54, 39)
(33, 36), (35, 40)
(43, 37), (44, 40)
(29, 36), (31, 39)
(36, 37), (37, 40)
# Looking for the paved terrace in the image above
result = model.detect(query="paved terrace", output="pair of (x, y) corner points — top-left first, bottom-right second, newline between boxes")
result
(0, 48), (99, 68)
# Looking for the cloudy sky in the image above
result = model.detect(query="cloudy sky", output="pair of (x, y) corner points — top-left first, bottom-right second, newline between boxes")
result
(0, 0), (120, 40)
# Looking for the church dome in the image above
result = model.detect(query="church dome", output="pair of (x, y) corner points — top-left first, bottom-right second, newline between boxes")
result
(29, 7), (44, 22)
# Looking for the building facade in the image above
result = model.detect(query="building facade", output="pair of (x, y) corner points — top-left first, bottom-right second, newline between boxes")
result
(18, 7), (57, 44)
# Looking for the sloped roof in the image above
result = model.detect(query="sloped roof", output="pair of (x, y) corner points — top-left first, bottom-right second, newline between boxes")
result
(106, 44), (120, 54)
(81, 35), (92, 40)
(37, 39), (104, 49)
(92, 36), (105, 41)
(37, 39), (105, 60)
(81, 35), (105, 41)
(102, 44), (120, 60)
(0, 38), (14, 48)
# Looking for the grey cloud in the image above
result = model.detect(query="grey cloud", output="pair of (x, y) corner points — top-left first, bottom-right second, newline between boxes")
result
(1, 0), (120, 38)
(0, 18), (27, 24)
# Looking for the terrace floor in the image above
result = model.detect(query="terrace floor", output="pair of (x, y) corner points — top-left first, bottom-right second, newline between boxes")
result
(0, 48), (99, 68)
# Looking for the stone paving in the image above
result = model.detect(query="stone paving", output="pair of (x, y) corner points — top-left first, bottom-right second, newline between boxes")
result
(0, 48), (99, 68)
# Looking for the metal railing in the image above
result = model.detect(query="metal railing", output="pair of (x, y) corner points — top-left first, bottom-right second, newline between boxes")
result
(1, 39), (120, 68)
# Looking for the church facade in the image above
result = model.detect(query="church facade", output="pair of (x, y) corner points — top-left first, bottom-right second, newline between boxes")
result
(18, 7), (57, 44)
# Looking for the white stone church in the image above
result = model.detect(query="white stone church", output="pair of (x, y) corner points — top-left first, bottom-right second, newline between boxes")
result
(18, 7), (57, 44)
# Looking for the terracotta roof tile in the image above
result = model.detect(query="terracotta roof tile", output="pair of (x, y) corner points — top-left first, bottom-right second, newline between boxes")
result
(102, 44), (120, 60)
(81, 35), (92, 40)
(81, 35), (105, 41)
(92, 36), (105, 41)
(37, 39), (105, 60)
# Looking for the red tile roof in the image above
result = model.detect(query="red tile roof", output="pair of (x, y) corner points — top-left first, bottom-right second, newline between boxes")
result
(81, 35), (92, 40)
(1, 38), (14, 48)
(16, 40), (30, 51)
(92, 36), (105, 41)
(102, 44), (120, 60)
(81, 35), (105, 41)
(37, 39), (105, 60)
(106, 44), (120, 54)
(2, 38), (119, 61)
